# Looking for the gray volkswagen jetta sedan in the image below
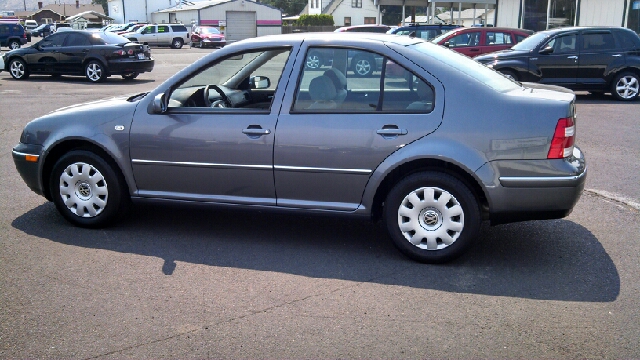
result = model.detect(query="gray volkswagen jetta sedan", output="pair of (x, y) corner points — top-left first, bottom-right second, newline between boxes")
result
(12, 33), (586, 263)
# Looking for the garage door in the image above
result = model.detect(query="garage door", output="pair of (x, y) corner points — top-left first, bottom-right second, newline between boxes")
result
(226, 11), (257, 42)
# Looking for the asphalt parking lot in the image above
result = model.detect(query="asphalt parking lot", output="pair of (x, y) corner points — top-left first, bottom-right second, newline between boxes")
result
(1, 44), (639, 358)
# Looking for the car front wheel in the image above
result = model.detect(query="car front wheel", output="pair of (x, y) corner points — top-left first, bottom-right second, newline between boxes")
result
(383, 172), (481, 263)
(121, 72), (139, 80)
(85, 60), (106, 82)
(8, 58), (29, 80)
(611, 71), (639, 101)
(49, 150), (129, 228)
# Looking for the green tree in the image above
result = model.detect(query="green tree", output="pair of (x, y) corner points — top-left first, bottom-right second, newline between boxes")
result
(260, 0), (307, 16)
(296, 14), (334, 26)
(92, 0), (108, 15)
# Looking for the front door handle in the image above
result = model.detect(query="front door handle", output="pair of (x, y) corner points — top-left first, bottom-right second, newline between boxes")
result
(567, 55), (578, 60)
(242, 126), (271, 137)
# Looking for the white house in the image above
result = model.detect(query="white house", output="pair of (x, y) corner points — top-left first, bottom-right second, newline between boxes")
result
(107, 0), (281, 42)
(303, 0), (381, 26)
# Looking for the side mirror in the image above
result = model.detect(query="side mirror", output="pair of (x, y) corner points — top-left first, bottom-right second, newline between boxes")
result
(539, 46), (554, 55)
(150, 93), (167, 114)
(444, 41), (453, 48)
(249, 76), (270, 89)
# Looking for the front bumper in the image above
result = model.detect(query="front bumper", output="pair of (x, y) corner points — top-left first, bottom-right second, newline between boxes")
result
(12, 143), (44, 196)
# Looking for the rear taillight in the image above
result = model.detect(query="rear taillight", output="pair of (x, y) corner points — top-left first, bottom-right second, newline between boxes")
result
(547, 116), (575, 159)
(113, 49), (135, 56)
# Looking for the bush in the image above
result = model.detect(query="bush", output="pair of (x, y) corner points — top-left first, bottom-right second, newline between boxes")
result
(296, 14), (334, 26)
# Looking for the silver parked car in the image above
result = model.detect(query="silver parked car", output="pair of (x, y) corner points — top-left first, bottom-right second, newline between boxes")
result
(12, 33), (586, 263)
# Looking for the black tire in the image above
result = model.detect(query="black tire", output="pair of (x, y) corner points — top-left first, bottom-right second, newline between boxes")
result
(499, 69), (518, 81)
(383, 172), (481, 263)
(171, 38), (184, 49)
(49, 150), (129, 228)
(121, 72), (139, 80)
(610, 71), (639, 101)
(85, 60), (107, 83)
(8, 58), (29, 80)
(8, 40), (21, 50)
(351, 55), (375, 77)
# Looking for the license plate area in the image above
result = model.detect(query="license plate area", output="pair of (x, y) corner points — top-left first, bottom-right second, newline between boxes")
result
(137, 53), (145, 60)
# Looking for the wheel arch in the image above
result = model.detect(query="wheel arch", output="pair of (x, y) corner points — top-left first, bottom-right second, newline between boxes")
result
(609, 67), (640, 86)
(369, 158), (489, 223)
(41, 139), (130, 202)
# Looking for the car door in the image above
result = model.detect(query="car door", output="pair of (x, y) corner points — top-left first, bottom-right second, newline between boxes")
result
(140, 25), (157, 45)
(24, 32), (67, 73)
(446, 30), (482, 57)
(129, 47), (294, 205)
(576, 30), (624, 89)
(58, 32), (91, 75)
(156, 25), (170, 45)
(532, 32), (579, 86)
(273, 46), (443, 211)
(482, 30), (515, 56)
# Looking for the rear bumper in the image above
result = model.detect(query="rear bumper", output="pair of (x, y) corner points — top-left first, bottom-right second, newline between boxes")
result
(483, 146), (587, 225)
(107, 58), (155, 75)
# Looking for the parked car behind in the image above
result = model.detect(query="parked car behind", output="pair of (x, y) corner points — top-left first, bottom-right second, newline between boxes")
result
(388, 23), (461, 41)
(11, 33), (586, 264)
(122, 24), (190, 49)
(0, 23), (28, 50)
(190, 26), (226, 48)
(432, 26), (533, 57)
(475, 26), (640, 101)
(335, 24), (392, 33)
(1, 30), (154, 82)
(31, 23), (55, 37)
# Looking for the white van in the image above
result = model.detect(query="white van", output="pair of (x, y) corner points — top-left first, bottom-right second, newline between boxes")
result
(24, 20), (38, 31)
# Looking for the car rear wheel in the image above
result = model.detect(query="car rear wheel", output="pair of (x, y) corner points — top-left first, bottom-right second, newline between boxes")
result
(305, 51), (322, 69)
(8, 40), (21, 50)
(171, 38), (184, 49)
(383, 172), (481, 263)
(8, 58), (29, 80)
(351, 55), (375, 77)
(121, 72), (139, 80)
(611, 72), (639, 101)
(85, 60), (106, 82)
(49, 150), (129, 228)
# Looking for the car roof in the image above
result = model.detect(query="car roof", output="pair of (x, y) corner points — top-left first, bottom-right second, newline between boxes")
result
(257, 31), (423, 47)
(446, 26), (533, 34)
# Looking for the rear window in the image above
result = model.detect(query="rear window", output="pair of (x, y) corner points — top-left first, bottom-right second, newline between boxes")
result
(171, 25), (188, 32)
(409, 42), (521, 92)
(614, 29), (640, 49)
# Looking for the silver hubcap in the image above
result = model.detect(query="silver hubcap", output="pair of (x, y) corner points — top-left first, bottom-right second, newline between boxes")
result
(397, 187), (464, 250)
(615, 76), (639, 99)
(10, 61), (25, 78)
(306, 55), (320, 69)
(10, 42), (19, 50)
(355, 59), (371, 75)
(59, 162), (108, 218)
(86, 63), (102, 82)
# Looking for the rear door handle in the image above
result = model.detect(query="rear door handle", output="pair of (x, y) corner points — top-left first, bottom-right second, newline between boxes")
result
(377, 126), (407, 138)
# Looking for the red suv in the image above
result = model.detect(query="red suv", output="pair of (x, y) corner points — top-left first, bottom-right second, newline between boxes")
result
(432, 27), (533, 57)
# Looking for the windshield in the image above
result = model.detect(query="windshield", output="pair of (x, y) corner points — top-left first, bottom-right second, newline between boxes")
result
(431, 29), (459, 44)
(91, 31), (130, 45)
(408, 42), (521, 92)
(200, 27), (220, 34)
(511, 31), (550, 51)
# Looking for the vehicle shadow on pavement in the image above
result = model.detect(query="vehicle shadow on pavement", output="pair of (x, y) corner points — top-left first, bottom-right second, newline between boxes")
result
(1, 76), (155, 85)
(12, 202), (619, 302)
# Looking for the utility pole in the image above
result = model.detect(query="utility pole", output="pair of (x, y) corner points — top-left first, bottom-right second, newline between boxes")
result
(23, 0), (27, 11)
